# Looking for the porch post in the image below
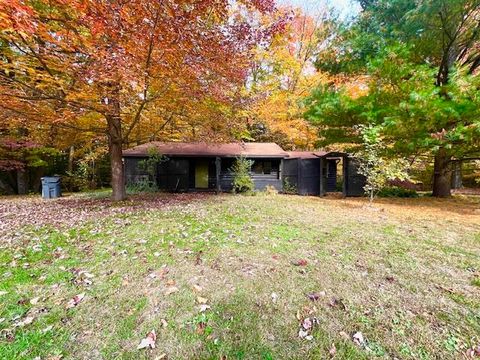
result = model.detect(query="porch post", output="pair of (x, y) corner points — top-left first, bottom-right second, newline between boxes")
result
(215, 156), (221, 194)
(319, 157), (324, 196)
(342, 155), (348, 197)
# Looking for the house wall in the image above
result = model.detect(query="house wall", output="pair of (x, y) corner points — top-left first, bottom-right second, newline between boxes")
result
(124, 156), (283, 192)
(283, 158), (320, 195)
(345, 157), (366, 196)
(219, 158), (282, 191)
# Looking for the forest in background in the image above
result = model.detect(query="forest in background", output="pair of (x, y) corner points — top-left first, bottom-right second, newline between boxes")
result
(1, 0), (479, 198)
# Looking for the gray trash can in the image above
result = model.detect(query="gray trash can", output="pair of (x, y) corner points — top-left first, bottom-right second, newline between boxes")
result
(41, 176), (61, 199)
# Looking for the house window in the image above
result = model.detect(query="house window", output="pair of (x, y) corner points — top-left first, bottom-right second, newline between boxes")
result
(252, 160), (272, 175)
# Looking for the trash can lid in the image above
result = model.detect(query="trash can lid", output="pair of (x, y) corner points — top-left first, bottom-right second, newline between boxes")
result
(41, 176), (61, 183)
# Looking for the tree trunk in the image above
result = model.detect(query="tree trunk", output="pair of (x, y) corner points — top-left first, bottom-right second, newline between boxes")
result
(107, 114), (126, 201)
(68, 145), (75, 173)
(432, 149), (452, 197)
(107, 117), (125, 201)
(104, 81), (126, 201)
(16, 169), (27, 195)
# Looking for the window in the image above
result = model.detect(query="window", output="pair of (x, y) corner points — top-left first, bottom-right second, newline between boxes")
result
(252, 160), (273, 175)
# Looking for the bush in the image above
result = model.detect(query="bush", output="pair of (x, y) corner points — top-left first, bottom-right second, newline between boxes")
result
(126, 178), (158, 194)
(282, 178), (297, 194)
(377, 186), (419, 198)
(231, 157), (254, 193)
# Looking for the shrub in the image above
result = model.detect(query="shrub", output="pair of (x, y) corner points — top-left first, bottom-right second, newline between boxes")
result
(356, 125), (410, 202)
(282, 178), (297, 194)
(126, 177), (158, 194)
(377, 187), (419, 198)
(231, 157), (254, 193)
(137, 147), (168, 190)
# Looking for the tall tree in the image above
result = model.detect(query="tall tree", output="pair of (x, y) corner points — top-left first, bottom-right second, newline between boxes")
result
(241, 7), (333, 149)
(0, 0), (278, 200)
(310, 0), (480, 196)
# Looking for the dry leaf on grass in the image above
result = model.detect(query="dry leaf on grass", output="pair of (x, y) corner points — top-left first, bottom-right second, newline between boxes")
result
(199, 304), (211, 312)
(352, 331), (365, 347)
(329, 343), (337, 357)
(197, 296), (208, 304)
(14, 316), (34, 327)
(307, 291), (326, 301)
(271, 292), (278, 303)
(30, 297), (40, 305)
(164, 286), (179, 296)
(66, 293), (85, 309)
(291, 259), (308, 266)
(137, 330), (156, 349)
(465, 344), (480, 358)
(329, 297), (347, 311)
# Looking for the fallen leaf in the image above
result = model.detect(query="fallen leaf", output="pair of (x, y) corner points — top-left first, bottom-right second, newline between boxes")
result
(192, 284), (202, 292)
(197, 296), (208, 304)
(329, 298), (347, 311)
(66, 293), (85, 309)
(307, 292), (326, 301)
(302, 317), (313, 330)
(329, 343), (337, 357)
(465, 344), (480, 358)
(30, 297), (40, 305)
(196, 321), (207, 334)
(385, 275), (395, 282)
(298, 329), (309, 339)
(42, 325), (53, 333)
(271, 292), (278, 303)
(155, 354), (167, 360)
(164, 286), (179, 295)
(137, 329), (156, 349)
(339, 331), (350, 340)
(15, 316), (34, 327)
(160, 318), (168, 328)
(199, 304), (211, 312)
(291, 259), (308, 266)
(352, 331), (365, 347)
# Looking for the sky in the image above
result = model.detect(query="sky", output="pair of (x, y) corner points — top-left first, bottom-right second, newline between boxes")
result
(277, 0), (361, 19)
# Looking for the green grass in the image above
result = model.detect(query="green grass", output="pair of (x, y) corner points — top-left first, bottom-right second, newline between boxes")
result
(0, 193), (479, 359)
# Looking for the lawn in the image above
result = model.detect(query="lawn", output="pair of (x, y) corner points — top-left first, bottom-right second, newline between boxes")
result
(0, 192), (479, 359)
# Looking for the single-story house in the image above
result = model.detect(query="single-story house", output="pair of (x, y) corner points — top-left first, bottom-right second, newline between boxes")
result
(122, 142), (366, 196)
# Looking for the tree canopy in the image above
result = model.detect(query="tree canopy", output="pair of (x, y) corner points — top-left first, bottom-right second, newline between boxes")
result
(0, 0), (283, 199)
(307, 0), (480, 197)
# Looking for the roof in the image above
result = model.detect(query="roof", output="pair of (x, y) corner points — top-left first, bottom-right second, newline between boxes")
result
(286, 151), (328, 159)
(123, 142), (289, 158)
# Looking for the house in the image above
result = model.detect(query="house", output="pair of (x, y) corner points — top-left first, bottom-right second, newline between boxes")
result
(122, 142), (365, 196)
(123, 142), (287, 192)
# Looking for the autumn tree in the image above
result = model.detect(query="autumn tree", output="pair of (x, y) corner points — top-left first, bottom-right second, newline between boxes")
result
(0, 0), (279, 200)
(309, 0), (480, 197)
(242, 7), (333, 149)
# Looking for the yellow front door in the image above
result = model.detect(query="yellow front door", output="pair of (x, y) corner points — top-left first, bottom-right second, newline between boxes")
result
(195, 160), (209, 188)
